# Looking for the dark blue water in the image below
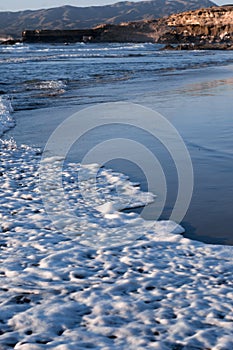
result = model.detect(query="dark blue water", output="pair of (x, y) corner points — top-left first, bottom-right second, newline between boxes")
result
(1, 42), (233, 245)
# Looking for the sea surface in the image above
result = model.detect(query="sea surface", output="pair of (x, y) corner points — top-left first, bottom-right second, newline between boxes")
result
(1, 42), (233, 245)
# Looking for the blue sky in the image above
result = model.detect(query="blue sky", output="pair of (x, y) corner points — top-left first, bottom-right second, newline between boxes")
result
(0, 0), (231, 12)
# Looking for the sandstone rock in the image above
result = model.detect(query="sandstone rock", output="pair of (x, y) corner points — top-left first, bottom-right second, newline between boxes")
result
(164, 6), (233, 44)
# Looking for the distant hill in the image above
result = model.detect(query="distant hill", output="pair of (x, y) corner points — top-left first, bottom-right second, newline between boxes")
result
(0, 0), (216, 38)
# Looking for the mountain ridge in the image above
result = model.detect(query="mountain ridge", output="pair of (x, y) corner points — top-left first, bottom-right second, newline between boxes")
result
(0, 0), (216, 38)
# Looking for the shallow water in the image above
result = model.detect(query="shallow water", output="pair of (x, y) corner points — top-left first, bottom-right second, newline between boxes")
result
(2, 42), (233, 245)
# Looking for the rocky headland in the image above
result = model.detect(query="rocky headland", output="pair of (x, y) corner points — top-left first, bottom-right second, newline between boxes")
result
(3, 5), (233, 49)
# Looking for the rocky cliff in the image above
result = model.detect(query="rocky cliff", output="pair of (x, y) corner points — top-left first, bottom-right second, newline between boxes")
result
(164, 5), (233, 43)
(93, 6), (233, 45)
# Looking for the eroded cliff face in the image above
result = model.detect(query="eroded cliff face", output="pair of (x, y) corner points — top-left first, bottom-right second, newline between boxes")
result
(168, 6), (233, 26)
(164, 5), (233, 43)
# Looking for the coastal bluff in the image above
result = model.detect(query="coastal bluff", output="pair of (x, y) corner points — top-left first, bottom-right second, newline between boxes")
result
(21, 6), (233, 46)
(165, 5), (233, 43)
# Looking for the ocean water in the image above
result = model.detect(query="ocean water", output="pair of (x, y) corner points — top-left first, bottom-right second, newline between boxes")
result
(1, 42), (233, 245)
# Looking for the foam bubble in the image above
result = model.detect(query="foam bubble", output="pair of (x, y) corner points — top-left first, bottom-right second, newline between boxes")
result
(0, 140), (233, 349)
(0, 96), (15, 136)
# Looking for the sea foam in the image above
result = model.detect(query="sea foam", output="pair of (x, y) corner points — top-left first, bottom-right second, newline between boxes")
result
(0, 139), (233, 349)
(0, 96), (15, 136)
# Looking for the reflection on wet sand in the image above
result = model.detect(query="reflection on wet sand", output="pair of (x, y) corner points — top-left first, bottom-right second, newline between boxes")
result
(178, 76), (233, 96)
